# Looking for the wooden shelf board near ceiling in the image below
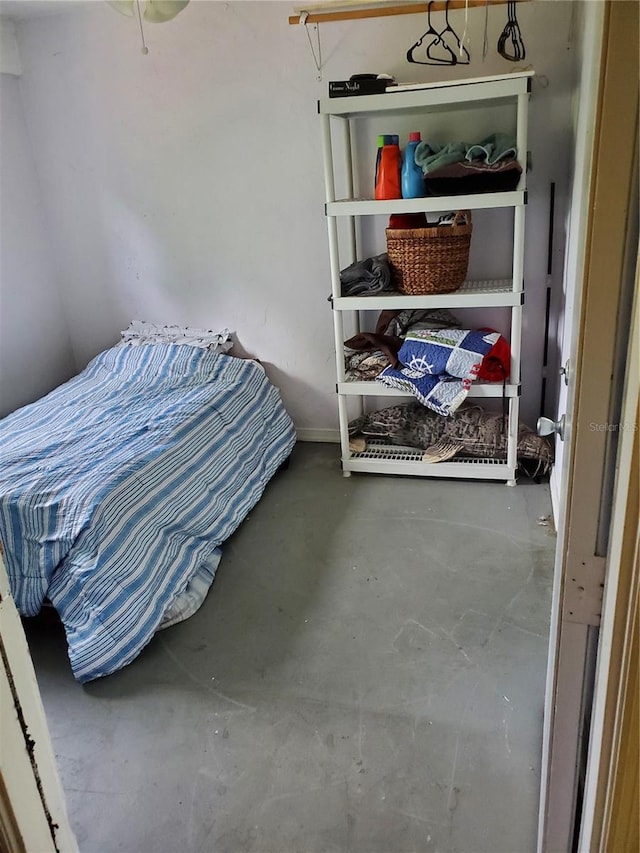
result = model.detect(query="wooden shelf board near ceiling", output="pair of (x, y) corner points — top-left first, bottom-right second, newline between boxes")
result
(288, 0), (528, 26)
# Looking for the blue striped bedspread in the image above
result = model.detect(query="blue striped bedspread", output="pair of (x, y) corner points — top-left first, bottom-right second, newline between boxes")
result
(0, 345), (296, 682)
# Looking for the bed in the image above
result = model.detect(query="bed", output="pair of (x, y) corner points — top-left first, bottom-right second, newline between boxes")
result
(0, 339), (296, 682)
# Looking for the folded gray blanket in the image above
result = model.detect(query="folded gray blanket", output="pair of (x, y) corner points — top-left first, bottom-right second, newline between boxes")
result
(340, 253), (394, 296)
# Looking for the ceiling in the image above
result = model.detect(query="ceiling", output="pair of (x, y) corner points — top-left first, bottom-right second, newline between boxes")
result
(0, 0), (89, 21)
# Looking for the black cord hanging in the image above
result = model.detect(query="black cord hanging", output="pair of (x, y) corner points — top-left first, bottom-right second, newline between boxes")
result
(482, 0), (489, 61)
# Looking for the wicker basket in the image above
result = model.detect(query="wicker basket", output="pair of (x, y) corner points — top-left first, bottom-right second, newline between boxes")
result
(386, 210), (472, 295)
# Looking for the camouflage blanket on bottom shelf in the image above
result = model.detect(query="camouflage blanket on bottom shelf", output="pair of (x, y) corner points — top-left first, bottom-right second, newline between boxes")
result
(348, 402), (553, 477)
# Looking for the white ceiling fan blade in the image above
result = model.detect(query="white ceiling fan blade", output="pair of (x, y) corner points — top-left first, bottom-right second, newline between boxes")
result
(107, 0), (135, 16)
(143, 0), (190, 22)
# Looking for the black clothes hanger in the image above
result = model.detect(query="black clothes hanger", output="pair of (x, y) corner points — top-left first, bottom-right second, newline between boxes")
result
(498, 0), (526, 62)
(407, 1), (458, 66)
(438, 0), (471, 65)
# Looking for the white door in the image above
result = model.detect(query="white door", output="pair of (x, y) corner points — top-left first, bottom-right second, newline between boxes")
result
(537, 1), (639, 850)
(0, 560), (77, 852)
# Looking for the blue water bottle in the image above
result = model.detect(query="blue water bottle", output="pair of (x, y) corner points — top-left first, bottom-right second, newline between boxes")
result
(401, 131), (424, 199)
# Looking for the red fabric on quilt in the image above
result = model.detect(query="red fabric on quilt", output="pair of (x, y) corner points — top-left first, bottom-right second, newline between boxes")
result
(477, 329), (511, 381)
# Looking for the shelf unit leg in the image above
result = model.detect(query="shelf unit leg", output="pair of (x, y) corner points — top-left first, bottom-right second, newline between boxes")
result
(342, 118), (358, 265)
(506, 479), (517, 488)
(336, 393), (352, 465)
(516, 91), (529, 178)
(507, 201), (526, 484)
(323, 112), (359, 472)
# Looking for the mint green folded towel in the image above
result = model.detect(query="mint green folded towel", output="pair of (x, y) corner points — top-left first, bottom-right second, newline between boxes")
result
(465, 133), (517, 165)
(414, 134), (518, 175)
(414, 141), (468, 174)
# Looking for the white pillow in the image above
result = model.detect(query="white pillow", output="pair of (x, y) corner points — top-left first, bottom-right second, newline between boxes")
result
(120, 320), (233, 352)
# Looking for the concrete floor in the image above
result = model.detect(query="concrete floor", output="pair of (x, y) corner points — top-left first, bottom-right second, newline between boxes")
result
(26, 442), (556, 853)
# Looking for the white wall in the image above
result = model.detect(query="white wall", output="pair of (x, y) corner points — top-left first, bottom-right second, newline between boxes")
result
(0, 20), (22, 74)
(0, 72), (75, 417)
(11, 0), (577, 429)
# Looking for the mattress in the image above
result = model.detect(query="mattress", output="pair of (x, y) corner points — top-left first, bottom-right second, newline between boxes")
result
(0, 344), (295, 681)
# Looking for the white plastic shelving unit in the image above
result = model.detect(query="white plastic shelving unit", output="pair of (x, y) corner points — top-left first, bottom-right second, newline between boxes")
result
(319, 71), (533, 482)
